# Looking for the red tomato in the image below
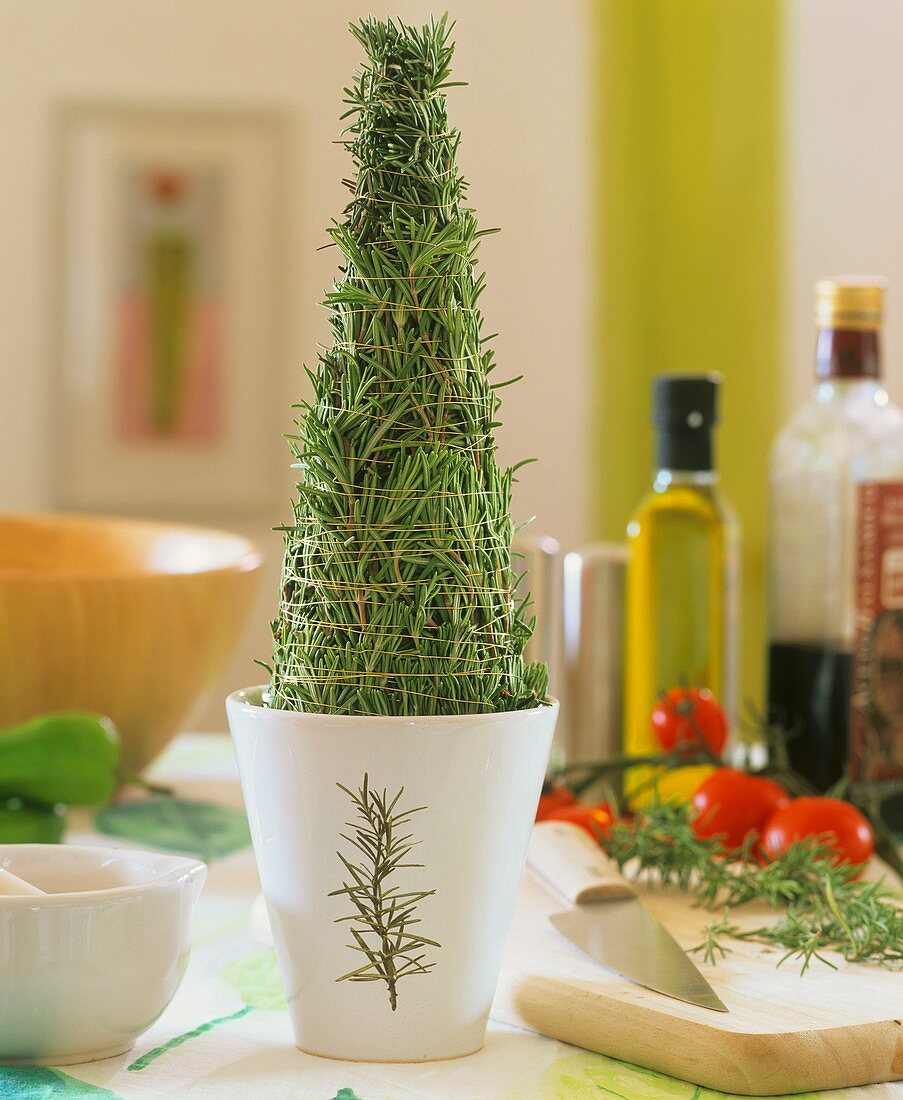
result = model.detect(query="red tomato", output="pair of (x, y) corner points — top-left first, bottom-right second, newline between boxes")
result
(759, 797), (874, 867)
(691, 768), (790, 851)
(543, 802), (613, 841)
(651, 687), (728, 756)
(535, 781), (577, 822)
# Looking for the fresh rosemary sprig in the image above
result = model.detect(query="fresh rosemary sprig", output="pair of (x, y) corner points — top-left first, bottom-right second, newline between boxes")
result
(329, 774), (440, 1010)
(268, 15), (547, 715)
(604, 801), (903, 972)
(693, 910), (734, 966)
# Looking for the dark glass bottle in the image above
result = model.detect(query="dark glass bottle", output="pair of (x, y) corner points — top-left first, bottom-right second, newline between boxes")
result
(767, 278), (903, 788)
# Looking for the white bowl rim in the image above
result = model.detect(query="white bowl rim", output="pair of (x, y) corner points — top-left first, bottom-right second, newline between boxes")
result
(228, 684), (559, 724)
(0, 843), (206, 905)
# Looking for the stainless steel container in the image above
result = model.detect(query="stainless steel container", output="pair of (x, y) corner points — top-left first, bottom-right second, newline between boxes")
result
(563, 543), (628, 763)
(513, 532), (565, 765)
(513, 531), (561, 678)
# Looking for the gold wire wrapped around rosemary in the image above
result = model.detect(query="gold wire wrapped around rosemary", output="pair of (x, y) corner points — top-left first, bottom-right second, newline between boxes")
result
(268, 14), (548, 715)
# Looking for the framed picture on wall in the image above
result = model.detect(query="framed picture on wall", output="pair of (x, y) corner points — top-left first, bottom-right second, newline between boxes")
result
(54, 104), (288, 516)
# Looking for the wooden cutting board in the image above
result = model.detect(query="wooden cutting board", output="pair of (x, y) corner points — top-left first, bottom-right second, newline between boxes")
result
(493, 867), (903, 1096)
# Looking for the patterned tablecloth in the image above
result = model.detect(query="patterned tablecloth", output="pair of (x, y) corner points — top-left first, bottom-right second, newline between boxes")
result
(7, 734), (900, 1100)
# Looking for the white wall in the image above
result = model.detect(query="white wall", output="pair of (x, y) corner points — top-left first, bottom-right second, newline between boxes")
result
(787, 0), (903, 409)
(0, 0), (592, 727)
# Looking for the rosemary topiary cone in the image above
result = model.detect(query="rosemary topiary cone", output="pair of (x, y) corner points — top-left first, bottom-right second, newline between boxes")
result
(268, 14), (549, 716)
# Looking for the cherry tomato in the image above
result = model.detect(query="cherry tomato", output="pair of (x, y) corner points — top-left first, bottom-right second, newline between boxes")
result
(760, 797), (874, 867)
(651, 687), (728, 756)
(543, 802), (613, 842)
(536, 781), (577, 821)
(691, 768), (790, 851)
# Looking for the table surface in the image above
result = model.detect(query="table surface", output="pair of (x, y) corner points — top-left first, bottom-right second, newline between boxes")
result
(8, 734), (901, 1100)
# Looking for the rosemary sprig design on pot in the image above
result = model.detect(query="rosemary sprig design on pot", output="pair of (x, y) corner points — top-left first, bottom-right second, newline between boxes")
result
(329, 774), (440, 1010)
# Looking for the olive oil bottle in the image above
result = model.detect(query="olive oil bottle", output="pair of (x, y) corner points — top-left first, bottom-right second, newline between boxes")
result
(625, 375), (738, 787)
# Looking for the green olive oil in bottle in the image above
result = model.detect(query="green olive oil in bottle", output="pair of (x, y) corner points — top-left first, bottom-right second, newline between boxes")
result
(624, 375), (738, 794)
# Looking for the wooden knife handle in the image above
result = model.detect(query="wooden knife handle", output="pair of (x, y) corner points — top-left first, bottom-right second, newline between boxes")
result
(527, 820), (637, 904)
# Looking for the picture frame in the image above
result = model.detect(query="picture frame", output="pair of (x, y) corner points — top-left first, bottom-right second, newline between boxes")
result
(54, 104), (289, 516)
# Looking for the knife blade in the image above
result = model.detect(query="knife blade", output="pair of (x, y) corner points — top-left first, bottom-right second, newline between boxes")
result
(528, 820), (728, 1013)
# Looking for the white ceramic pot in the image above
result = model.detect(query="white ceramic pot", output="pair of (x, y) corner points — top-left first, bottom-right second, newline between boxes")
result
(0, 845), (206, 1065)
(227, 687), (557, 1062)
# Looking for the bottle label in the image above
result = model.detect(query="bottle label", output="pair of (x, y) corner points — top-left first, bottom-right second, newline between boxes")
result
(852, 481), (903, 781)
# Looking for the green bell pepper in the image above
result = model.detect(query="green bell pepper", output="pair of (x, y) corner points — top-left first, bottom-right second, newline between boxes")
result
(0, 799), (66, 843)
(0, 712), (120, 806)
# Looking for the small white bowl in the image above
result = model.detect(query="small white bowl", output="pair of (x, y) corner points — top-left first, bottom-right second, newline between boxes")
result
(0, 844), (206, 1065)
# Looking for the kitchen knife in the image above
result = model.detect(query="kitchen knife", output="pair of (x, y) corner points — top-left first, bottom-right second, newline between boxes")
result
(527, 819), (728, 1013)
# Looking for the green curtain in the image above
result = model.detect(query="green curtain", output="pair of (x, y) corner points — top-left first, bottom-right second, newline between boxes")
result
(593, 0), (783, 713)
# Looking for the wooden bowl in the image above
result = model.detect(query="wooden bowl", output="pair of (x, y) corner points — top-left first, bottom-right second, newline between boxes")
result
(0, 514), (262, 772)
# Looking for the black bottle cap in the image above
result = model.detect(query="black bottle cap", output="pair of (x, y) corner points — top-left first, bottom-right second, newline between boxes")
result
(653, 373), (721, 472)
